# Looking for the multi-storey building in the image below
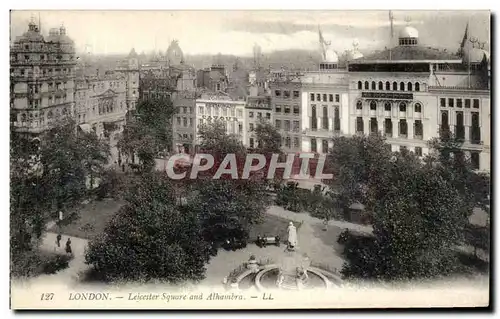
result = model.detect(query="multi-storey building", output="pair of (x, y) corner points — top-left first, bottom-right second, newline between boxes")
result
(245, 95), (272, 148)
(269, 75), (303, 152)
(10, 20), (77, 136)
(194, 91), (246, 149)
(347, 24), (490, 171)
(115, 48), (140, 111)
(74, 70), (128, 162)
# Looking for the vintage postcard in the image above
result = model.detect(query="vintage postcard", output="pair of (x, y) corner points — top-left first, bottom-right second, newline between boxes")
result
(9, 10), (490, 310)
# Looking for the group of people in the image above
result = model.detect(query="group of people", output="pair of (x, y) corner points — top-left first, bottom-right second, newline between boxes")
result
(55, 234), (73, 256)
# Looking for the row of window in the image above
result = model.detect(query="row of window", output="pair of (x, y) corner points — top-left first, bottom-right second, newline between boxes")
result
(356, 100), (422, 113)
(357, 80), (421, 92)
(275, 120), (301, 132)
(309, 93), (340, 103)
(275, 104), (300, 115)
(440, 97), (480, 109)
(249, 136), (302, 149)
(355, 117), (424, 139)
(441, 111), (481, 142)
(15, 54), (74, 62)
(310, 105), (341, 131)
(176, 116), (194, 128)
(249, 111), (271, 119)
(198, 105), (242, 118)
(274, 90), (300, 99)
(176, 133), (194, 140)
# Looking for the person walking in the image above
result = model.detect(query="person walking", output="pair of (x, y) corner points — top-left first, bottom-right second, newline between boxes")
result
(65, 238), (72, 256)
(55, 234), (62, 251)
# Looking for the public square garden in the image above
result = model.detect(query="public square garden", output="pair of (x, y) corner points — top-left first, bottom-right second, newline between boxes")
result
(11, 102), (490, 291)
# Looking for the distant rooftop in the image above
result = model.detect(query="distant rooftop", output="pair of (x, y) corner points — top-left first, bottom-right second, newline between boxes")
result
(356, 45), (460, 63)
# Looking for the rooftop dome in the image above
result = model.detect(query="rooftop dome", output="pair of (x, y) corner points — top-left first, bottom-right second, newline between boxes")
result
(399, 26), (419, 39)
(17, 20), (44, 43)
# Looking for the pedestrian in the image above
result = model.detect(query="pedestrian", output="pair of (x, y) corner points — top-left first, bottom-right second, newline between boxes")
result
(65, 238), (72, 256)
(56, 234), (62, 248)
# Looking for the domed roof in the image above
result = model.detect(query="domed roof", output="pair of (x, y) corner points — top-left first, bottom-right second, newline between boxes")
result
(463, 47), (490, 64)
(323, 48), (339, 63)
(399, 26), (419, 38)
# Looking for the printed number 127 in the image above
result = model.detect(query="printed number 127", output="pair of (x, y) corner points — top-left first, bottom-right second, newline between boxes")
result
(41, 293), (54, 301)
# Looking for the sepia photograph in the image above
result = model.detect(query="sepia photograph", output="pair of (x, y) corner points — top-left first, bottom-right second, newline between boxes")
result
(9, 9), (491, 310)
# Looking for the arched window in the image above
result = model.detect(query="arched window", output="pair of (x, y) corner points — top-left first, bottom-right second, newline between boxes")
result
(400, 82), (405, 91)
(334, 106), (340, 131)
(414, 103), (422, 113)
(356, 100), (363, 110)
(21, 113), (27, 122)
(371, 81), (376, 90)
(393, 82), (397, 91)
(357, 81), (362, 90)
(364, 81), (369, 90)
(370, 101), (377, 110)
(415, 82), (420, 91)
(386, 81), (390, 90)
(378, 81), (383, 90)
(407, 82), (413, 91)
(441, 111), (449, 127)
(311, 105), (317, 130)
(384, 102), (392, 111)
(399, 102), (407, 112)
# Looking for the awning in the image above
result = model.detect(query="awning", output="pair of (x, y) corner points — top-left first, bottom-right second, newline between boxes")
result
(79, 124), (92, 133)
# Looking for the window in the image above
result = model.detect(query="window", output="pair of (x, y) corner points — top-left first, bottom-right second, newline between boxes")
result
(357, 81), (362, 90)
(356, 117), (364, 133)
(310, 93), (315, 101)
(371, 81), (376, 90)
(441, 111), (449, 132)
(407, 82), (413, 91)
(285, 137), (291, 148)
(183, 107), (187, 114)
(199, 106), (204, 114)
(24, 55), (29, 61)
(285, 120), (290, 131)
(249, 123), (254, 131)
(293, 91), (300, 98)
(237, 109), (243, 117)
(249, 138), (254, 148)
(393, 82), (397, 90)
(399, 119), (408, 137)
(266, 113), (271, 120)
(275, 90), (281, 97)
(329, 94), (333, 102)
(322, 140), (329, 153)
(275, 119), (282, 130)
(471, 152), (480, 170)
(284, 90), (290, 98)
(384, 102), (391, 111)
(414, 120), (423, 139)
(322, 106), (328, 130)
(183, 118), (187, 127)
(239, 123), (243, 134)
(448, 98), (454, 107)
(311, 138), (317, 153)
(322, 94), (327, 102)
(399, 102), (407, 112)
(293, 105), (299, 115)
(471, 112), (480, 143)
(284, 105), (290, 114)
(311, 105), (317, 130)
(465, 99), (471, 108)
(231, 108), (236, 117)
(473, 99), (480, 109)
(356, 100), (363, 110)
(440, 98), (446, 107)
(370, 118), (378, 134)
(335, 94), (340, 103)
(334, 107), (340, 131)
(293, 120), (300, 132)
(177, 117), (181, 125)
(414, 103), (422, 113)
(275, 105), (282, 113)
(316, 94), (321, 101)
(386, 81), (390, 90)
(223, 108), (228, 116)
(376, 81), (382, 90)
(189, 118), (193, 127)
(294, 137), (300, 148)
(257, 112), (262, 118)
(370, 101), (377, 111)
(415, 147), (422, 157)
(384, 118), (393, 137)
(400, 82), (405, 91)
(455, 112), (465, 140)
(249, 111), (254, 118)
(455, 98), (463, 108)
(400, 146), (408, 152)
(364, 81), (369, 90)
(415, 82), (420, 91)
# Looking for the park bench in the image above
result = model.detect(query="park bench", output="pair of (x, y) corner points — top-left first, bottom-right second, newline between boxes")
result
(256, 235), (281, 248)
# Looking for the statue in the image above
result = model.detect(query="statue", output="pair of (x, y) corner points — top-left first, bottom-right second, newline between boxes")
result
(287, 222), (298, 250)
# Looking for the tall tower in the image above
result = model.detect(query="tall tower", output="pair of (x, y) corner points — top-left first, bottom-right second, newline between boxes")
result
(126, 48), (140, 110)
(253, 43), (262, 69)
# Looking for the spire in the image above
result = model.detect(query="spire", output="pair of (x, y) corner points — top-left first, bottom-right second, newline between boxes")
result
(460, 22), (469, 52)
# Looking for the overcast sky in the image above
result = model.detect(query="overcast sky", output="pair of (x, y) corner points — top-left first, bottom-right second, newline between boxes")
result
(10, 10), (490, 56)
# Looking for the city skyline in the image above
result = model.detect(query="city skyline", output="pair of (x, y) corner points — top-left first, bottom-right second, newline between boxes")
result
(10, 10), (490, 56)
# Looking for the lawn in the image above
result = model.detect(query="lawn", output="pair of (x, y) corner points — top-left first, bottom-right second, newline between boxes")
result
(48, 199), (126, 240)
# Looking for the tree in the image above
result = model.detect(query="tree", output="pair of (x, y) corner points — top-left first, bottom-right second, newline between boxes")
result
(341, 154), (470, 280)
(254, 119), (282, 154)
(85, 172), (211, 283)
